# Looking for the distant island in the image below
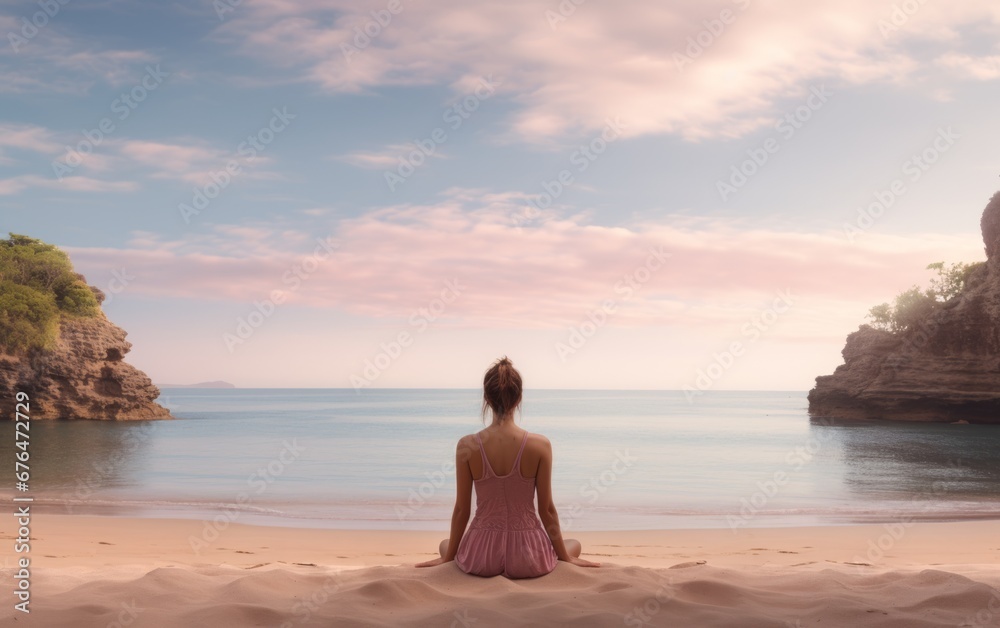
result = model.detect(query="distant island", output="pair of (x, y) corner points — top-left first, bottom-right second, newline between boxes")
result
(156, 381), (236, 389)
(0, 234), (171, 420)
(808, 191), (1000, 423)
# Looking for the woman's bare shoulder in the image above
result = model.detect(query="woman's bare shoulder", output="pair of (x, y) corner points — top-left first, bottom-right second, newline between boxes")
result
(527, 432), (551, 450)
(455, 433), (479, 461)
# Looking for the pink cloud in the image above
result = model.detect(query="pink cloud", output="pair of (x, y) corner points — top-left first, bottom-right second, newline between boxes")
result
(0, 123), (256, 185)
(333, 143), (447, 169)
(52, 50), (158, 86)
(935, 51), (1000, 80)
(0, 174), (139, 195)
(118, 140), (228, 179)
(115, 139), (279, 185)
(0, 124), (62, 163)
(65, 191), (987, 336)
(0, 18), (161, 94)
(210, 0), (1000, 143)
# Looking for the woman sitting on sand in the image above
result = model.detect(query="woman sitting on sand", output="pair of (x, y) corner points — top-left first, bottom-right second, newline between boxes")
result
(416, 357), (600, 578)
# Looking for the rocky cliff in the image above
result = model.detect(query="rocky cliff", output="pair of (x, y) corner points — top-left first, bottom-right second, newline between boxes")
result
(0, 290), (171, 420)
(808, 192), (1000, 423)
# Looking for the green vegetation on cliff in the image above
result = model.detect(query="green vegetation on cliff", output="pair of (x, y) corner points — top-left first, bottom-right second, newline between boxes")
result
(0, 234), (100, 352)
(866, 261), (985, 333)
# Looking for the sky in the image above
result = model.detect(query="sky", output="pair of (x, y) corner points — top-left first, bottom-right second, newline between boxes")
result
(1, 0), (999, 391)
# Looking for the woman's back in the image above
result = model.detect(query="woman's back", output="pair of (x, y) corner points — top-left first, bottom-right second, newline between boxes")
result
(415, 356), (599, 576)
(454, 430), (558, 578)
(466, 427), (540, 479)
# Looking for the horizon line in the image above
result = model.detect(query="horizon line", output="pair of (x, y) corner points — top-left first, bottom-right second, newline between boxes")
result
(156, 386), (811, 392)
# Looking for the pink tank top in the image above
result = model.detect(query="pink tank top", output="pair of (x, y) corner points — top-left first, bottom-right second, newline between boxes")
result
(454, 431), (558, 578)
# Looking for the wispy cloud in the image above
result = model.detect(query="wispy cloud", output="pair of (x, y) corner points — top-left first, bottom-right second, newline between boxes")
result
(0, 123), (62, 164)
(334, 142), (447, 169)
(49, 49), (158, 85)
(0, 121), (283, 191)
(0, 174), (139, 195)
(210, 0), (1000, 143)
(117, 140), (238, 184)
(935, 51), (1000, 79)
(0, 13), (158, 94)
(66, 190), (986, 338)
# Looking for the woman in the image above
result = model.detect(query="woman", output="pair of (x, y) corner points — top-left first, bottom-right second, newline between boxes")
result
(415, 357), (600, 577)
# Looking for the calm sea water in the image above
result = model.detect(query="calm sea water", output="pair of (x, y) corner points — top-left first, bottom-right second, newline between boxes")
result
(4, 389), (1000, 530)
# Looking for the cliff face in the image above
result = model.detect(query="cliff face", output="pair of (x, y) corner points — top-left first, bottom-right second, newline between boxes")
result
(0, 309), (171, 420)
(808, 192), (1000, 423)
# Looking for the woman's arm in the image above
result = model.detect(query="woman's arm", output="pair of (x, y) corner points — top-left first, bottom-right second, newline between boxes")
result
(534, 436), (575, 561)
(441, 435), (475, 561)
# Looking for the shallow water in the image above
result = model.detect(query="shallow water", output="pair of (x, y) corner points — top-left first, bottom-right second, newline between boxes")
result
(4, 389), (1000, 530)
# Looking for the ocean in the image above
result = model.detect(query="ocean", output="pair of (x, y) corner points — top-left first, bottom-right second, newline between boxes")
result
(5, 389), (1000, 531)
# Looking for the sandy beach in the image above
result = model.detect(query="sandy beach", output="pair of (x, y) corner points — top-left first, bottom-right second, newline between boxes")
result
(3, 514), (999, 626)
(7, 0), (1000, 624)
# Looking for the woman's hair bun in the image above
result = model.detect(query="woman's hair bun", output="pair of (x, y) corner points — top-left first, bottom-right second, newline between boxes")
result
(482, 356), (522, 424)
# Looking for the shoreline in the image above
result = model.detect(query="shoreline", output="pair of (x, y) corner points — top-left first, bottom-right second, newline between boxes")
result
(4, 514), (1000, 626)
(11, 495), (1000, 536)
(8, 492), (1000, 533)
(8, 513), (1000, 571)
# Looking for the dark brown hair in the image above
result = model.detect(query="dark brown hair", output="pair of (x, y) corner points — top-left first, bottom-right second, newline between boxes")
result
(482, 356), (522, 424)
